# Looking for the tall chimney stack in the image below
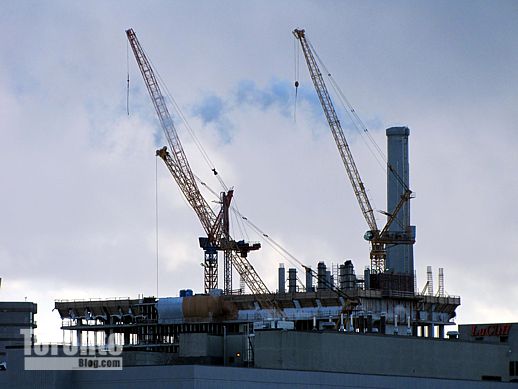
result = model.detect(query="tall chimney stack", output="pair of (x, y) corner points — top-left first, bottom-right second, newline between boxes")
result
(386, 127), (415, 275)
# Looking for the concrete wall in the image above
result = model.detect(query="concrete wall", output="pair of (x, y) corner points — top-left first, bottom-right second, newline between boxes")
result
(179, 333), (249, 366)
(459, 322), (517, 381)
(0, 352), (515, 389)
(179, 333), (223, 358)
(69, 364), (518, 388)
(254, 330), (510, 382)
(0, 329), (515, 388)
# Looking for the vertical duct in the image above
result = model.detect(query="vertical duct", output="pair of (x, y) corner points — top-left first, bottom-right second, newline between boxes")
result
(317, 262), (327, 291)
(332, 263), (339, 288)
(344, 260), (356, 290)
(386, 127), (415, 275)
(438, 268), (444, 297)
(288, 268), (297, 293)
(339, 265), (346, 290)
(305, 267), (313, 292)
(380, 313), (386, 334)
(427, 266), (433, 296)
(364, 267), (370, 290)
(278, 263), (285, 293)
(367, 313), (373, 333)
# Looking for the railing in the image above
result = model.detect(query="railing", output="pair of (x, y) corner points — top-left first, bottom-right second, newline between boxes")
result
(54, 297), (132, 303)
(238, 308), (344, 322)
(417, 294), (461, 304)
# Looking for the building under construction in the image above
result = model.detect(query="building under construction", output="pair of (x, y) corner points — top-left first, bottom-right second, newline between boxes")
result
(51, 125), (464, 371)
(1, 28), (517, 387)
(47, 29), (513, 386)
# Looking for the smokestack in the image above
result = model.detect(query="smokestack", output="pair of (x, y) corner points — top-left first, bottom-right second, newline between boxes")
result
(386, 127), (415, 275)
(317, 262), (327, 291)
(288, 268), (297, 293)
(364, 267), (370, 290)
(344, 260), (356, 290)
(278, 263), (285, 293)
(305, 267), (313, 292)
(339, 264), (346, 290)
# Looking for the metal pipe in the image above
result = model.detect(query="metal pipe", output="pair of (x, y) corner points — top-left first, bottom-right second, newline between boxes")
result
(223, 325), (227, 366)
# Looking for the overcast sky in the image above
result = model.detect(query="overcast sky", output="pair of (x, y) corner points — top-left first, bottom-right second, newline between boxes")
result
(1, 1), (517, 342)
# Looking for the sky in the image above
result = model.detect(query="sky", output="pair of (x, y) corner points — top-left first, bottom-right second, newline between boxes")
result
(1, 0), (517, 343)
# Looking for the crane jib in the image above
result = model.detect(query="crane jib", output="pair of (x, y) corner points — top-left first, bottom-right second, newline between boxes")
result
(294, 28), (406, 273)
(126, 28), (275, 302)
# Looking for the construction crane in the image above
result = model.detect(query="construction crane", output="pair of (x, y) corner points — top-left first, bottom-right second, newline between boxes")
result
(293, 29), (413, 274)
(126, 29), (271, 301)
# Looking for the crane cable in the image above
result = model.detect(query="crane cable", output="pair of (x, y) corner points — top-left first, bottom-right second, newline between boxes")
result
(194, 173), (250, 240)
(294, 35), (300, 122)
(134, 41), (250, 245)
(304, 38), (410, 193)
(141, 44), (229, 192)
(234, 209), (307, 270)
(149, 58), (251, 235)
(126, 40), (130, 116)
(196, 168), (361, 301)
(328, 72), (409, 192)
(306, 39), (387, 172)
(155, 156), (160, 297)
(196, 174), (310, 274)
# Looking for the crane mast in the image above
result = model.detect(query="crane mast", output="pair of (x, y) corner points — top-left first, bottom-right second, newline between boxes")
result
(127, 29), (272, 299)
(293, 29), (413, 274)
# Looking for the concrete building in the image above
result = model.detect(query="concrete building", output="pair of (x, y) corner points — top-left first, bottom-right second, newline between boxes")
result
(0, 302), (37, 353)
(459, 322), (518, 382)
(1, 324), (518, 387)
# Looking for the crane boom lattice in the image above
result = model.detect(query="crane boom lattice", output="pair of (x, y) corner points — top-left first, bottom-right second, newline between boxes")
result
(127, 28), (274, 301)
(293, 29), (384, 272)
(293, 30), (378, 232)
(294, 29), (414, 275)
